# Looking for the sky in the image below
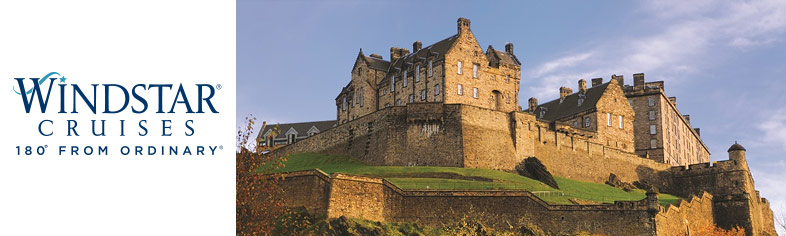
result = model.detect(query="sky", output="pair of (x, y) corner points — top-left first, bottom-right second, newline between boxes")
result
(239, 1), (786, 232)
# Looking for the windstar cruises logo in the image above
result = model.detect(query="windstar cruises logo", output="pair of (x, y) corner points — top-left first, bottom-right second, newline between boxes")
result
(12, 72), (223, 157)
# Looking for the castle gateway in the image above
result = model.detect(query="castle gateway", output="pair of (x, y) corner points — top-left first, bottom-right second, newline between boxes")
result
(266, 18), (776, 236)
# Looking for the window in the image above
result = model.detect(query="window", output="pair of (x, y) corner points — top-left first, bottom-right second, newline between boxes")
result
(473, 87), (479, 98)
(628, 99), (634, 107)
(648, 97), (655, 106)
(420, 89), (426, 101)
(434, 84), (440, 95)
(357, 67), (362, 76)
(505, 75), (510, 83)
(457, 61), (463, 74)
(650, 124), (657, 134)
(391, 76), (395, 92)
(650, 139), (658, 149)
(619, 115), (623, 129)
(360, 88), (364, 107)
(396, 99), (401, 106)
(403, 73), (408, 87)
(409, 94), (414, 103)
(458, 84), (463, 95)
(385, 103), (391, 108)
(287, 133), (296, 144)
(353, 90), (357, 105)
(473, 64), (478, 78)
(584, 117), (591, 128)
(648, 110), (655, 120)
(573, 120), (578, 127)
(607, 113), (612, 126)
(342, 97), (347, 111)
(416, 65), (420, 82)
(428, 60), (433, 77)
(506, 94), (510, 104)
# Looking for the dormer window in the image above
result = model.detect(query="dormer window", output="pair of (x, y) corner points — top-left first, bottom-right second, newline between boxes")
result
(577, 93), (585, 106)
(585, 117), (591, 128)
(538, 107), (548, 118)
(287, 133), (296, 144)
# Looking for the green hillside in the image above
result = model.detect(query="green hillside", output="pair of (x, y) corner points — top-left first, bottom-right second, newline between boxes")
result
(259, 152), (681, 206)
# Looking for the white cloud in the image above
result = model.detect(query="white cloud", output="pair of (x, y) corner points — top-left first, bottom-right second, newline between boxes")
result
(756, 109), (786, 151)
(525, 0), (786, 102)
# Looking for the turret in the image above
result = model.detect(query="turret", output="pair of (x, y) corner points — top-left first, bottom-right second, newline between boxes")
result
(728, 141), (747, 165)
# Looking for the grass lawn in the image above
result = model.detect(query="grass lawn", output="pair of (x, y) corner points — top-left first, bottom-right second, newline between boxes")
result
(260, 152), (682, 206)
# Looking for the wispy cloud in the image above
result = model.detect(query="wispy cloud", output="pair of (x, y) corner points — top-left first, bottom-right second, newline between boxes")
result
(756, 108), (786, 151)
(526, 0), (786, 101)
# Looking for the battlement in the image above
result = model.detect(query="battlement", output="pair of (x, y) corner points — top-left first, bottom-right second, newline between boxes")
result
(669, 159), (745, 177)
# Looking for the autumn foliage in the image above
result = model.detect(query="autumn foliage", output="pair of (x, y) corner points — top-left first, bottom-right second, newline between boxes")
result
(236, 116), (288, 236)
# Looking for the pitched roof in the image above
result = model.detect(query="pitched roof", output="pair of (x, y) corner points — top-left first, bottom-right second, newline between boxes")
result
(364, 55), (390, 71)
(258, 120), (337, 140)
(487, 47), (521, 66)
(389, 34), (459, 72)
(528, 82), (611, 121)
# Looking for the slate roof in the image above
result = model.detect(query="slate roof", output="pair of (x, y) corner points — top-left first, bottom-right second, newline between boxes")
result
(389, 34), (459, 73)
(487, 46), (521, 66)
(526, 82), (611, 121)
(728, 142), (746, 152)
(364, 55), (390, 71)
(258, 120), (337, 139)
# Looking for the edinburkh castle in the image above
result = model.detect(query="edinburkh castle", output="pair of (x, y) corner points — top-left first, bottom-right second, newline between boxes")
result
(261, 18), (776, 235)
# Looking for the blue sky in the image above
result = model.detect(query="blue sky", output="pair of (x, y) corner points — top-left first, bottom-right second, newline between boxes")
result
(238, 1), (786, 230)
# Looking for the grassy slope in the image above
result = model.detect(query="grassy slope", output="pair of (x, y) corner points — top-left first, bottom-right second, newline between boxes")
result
(262, 152), (681, 206)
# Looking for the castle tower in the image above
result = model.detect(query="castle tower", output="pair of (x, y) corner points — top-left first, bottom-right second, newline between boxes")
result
(728, 141), (748, 169)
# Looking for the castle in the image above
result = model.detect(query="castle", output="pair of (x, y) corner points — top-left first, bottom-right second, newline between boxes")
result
(266, 18), (776, 235)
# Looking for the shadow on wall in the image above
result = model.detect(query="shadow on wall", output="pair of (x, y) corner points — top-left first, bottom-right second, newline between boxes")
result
(635, 165), (671, 193)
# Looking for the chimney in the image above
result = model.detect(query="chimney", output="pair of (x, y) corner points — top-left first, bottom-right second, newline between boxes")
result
(591, 78), (603, 87)
(668, 97), (676, 106)
(413, 41), (422, 52)
(505, 43), (514, 54)
(559, 87), (573, 103)
(578, 79), (587, 93)
(693, 128), (701, 137)
(369, 53), (383, 59)
(612, 74), (624, 87)
(683, 115), (690, 125)
(634, 73), (645, 87)
(457, 17), (471, 34)
(390, 47), (402, 61)
(390, 47), (410, 61)
(528, 97), (538, 113)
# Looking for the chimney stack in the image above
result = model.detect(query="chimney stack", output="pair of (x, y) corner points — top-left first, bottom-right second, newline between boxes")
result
(528, 97), (538, 113)
(591, 78), (603, 87)
(390, 47), (410, 62)
(559, 87), (573, 103)
(612, 74), (624, 87)
(634, 73), (645, 87)
(694, 128), (701, 137)
(669, 97), (676, 106)
(413, 41), (422, 52)
(457, 17), (471, 34)
(505, 43), (514, 54)
(578, 79), (587, 93)
(683, 115), (690, 125)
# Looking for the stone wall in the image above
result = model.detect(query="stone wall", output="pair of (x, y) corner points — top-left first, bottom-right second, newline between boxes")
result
(277, 171), (659, 236)
(654, 192), (715, 236)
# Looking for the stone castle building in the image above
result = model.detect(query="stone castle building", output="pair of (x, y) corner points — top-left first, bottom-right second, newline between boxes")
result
(266, 18), (776, 235)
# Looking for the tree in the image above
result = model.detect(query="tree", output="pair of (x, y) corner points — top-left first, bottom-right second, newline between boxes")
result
(236, 116), (287, 236)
